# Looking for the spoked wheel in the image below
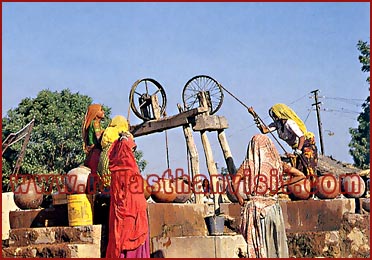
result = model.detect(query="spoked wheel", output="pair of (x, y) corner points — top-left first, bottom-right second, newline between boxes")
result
(182, 75), (224, 115)
(129, 78), (167, 121)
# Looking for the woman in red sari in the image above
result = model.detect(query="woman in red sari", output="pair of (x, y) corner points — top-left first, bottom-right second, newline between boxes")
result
(106, 132), (149, 258)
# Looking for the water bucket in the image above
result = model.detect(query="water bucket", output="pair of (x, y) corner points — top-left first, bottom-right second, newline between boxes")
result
(67, 194), (93, 226)
(205, 215), (224, 236)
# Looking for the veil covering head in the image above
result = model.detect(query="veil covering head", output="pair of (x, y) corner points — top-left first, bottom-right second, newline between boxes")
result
(82, 104), (102, 153)
(269, 103), (314, 139)
(244, 134), (284, 195)
(101, 115), (132, 148)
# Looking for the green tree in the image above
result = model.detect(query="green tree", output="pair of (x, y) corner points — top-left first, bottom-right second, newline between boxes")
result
(2, 89), (147, 191)
(349, 40), (370, 169)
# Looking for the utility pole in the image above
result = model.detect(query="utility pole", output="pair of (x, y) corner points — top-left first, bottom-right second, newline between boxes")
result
(311, 89), (324, 155)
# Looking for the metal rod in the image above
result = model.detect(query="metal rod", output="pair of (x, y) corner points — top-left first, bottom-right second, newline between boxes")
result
(219, 84), (288, 154)
(165, 130), (170, 169)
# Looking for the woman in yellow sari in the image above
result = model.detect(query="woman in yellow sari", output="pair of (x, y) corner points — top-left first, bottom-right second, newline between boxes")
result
(97, 115), (132, 189)
(253, 103), (318, 177)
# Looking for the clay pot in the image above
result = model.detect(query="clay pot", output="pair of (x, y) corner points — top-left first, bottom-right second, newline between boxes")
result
(315, 174), (340, 199)
(144, 179), (151, 200)
(64, 166), (91, 193)
(287, 176), (311, 200)
(151, 178), (177, 203)
(13, 179), (44, 209)
(173, 178), (192, 203)
(341, 174), (366, 198)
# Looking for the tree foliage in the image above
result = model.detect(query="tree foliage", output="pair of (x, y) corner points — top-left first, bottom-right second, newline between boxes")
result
(2, 89), (147, 191)
(349, 40), (370, 169)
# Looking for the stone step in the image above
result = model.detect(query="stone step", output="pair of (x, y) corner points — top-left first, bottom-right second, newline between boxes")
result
(150, 235), (248, 258)
(147, 203), (213, 238)
(2, 243), (100, 258)
(7, 225), (101, 247)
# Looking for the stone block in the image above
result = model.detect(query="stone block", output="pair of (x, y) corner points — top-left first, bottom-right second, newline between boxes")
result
(281, 198), (356, 232)
(151, 235), (247, 258)
(340, 212), (370, 258)
(147, 203), (210, 238)
(193, 114), (229, 131)
(2, 192), (20, 240)
(2, 243), (100, 258)
(221, 199), (356, 233)
(68, 244), (101, 258)
(8, 225), (101, 247)
(214, 235), (247, 258)
(287, 231), (341, 258)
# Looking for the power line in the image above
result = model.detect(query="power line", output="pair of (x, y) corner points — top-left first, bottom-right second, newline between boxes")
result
(323, 96), (365, 102)
(322, 96), (364, 106)
(303, 109), (312, 123)
(321, 108), (360, 114)
(289, 93), (309, 105)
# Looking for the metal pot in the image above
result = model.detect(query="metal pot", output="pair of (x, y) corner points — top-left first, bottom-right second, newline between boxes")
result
(64, 166), (91, 193)
(13, 179), (44, 209)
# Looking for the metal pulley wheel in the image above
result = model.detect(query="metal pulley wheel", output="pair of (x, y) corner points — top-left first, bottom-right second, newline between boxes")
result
(129, 78), (167, 121)
(182, 75), (224, 115)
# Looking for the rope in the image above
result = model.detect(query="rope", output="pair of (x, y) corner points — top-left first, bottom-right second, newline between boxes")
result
(218, 84), (288, 154)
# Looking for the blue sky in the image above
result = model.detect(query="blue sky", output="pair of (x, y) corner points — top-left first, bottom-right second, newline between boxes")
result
(2, 2), (370, 177)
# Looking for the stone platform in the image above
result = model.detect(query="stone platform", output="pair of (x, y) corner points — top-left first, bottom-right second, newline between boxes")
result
(2, 195), (370, 258)
(2, 225), (101, 258)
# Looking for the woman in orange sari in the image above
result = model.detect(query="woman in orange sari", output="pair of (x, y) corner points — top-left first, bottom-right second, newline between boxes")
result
(233, 134), (289, 258)
(106, 132), (149, 258)
(82, 104), (105, 192)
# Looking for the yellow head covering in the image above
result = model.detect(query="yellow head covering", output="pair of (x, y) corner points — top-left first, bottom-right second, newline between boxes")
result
(269, 103), (314, 140)
(101, 115), (131, 148)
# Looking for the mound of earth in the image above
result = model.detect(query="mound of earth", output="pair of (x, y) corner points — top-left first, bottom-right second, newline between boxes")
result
(317, 154), (368, 177)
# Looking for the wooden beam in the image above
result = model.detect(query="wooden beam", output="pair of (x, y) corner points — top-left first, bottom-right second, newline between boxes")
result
(200, 130), (221, 214)
(182, 122), (204, 204)
(217, 130), (237, 176)
(192, 114), (229, 131)
(130, 107), (208, 137)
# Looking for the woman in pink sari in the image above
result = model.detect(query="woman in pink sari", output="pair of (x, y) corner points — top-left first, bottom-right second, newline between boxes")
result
(106, 132), (149, 258)
(232, 134), (289, 258)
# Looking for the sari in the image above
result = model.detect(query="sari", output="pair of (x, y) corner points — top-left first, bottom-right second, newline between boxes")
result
(105, 135), (149, 258)
(97, 115), (131, 188)
(82, 104), (104, 192)
(269, 103), (318, 176)
(237, 134), (289, 258)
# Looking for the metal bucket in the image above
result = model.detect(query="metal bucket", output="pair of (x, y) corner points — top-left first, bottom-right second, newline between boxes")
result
(205, 215), (224, 236)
